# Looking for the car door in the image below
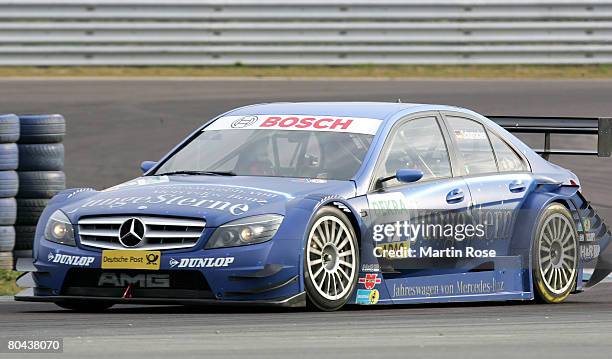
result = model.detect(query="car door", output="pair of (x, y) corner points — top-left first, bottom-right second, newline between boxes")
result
(442, 113), (533, 258)
(366, 113), (472, 274)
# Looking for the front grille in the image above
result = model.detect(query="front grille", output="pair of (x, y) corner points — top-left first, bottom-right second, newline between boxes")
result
(78, 215), (206, 250)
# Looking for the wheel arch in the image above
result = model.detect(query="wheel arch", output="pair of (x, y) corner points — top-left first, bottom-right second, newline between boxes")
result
(509, 184), (581, 297)
(299, 194), (364, 247)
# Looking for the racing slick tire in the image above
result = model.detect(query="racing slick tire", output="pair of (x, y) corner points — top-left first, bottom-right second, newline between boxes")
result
(0, 171), (18, 198)
(0, 198), (17, 225)
(0, 114), (19, 143)
(18, 143), (64, 171)
(0, 143), (18, 170)
(18, 114), (65, 144)
(532, 203), (579, 303)
(14, 225), (35, 250)
(16, 198), (49, 225)
(54, 300), (114, 312)
(304, 206), (359, 311)
(0, 226), (15, 252)
(17, 171), (65, 198)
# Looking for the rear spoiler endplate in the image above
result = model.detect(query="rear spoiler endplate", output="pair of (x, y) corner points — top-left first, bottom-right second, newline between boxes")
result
(488, 116), (612, 159)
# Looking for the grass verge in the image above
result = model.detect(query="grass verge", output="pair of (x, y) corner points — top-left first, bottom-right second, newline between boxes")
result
(2, 65), (612, 79)
(0, 270), (21, 296)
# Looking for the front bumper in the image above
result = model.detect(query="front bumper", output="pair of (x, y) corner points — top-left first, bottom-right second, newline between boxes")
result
(16, 235), (304, 306)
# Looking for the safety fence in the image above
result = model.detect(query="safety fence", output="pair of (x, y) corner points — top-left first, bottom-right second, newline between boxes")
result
(1, 0), (612, 65)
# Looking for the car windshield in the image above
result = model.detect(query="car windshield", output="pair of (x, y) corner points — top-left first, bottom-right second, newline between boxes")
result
(154, 127), (374, 181)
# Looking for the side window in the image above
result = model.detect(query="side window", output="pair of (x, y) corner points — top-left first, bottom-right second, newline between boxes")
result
(489, 132), (528, 172)
(378, 117), (451, 187)
(446, 116), (497, 175)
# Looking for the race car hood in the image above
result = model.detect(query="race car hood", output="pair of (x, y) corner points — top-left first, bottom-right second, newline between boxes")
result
(58, 175), (356, 227)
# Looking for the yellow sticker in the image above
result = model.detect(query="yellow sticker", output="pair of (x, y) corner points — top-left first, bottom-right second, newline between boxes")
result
(375, 241), (411, 260)
(369, 289), (380, 305)
(583, 218), (591, 232)
(101, 250), (161, 270)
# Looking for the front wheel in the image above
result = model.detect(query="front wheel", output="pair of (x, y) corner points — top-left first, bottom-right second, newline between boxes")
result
(304, 206), (359, 311)
(532, 203), (579, 303)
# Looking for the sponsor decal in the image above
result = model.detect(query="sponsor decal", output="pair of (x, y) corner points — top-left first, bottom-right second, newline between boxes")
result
(205, 115), (382, 135)
(291, 178), (328, 184)
(358, 273), (382, 290)
(453, 130), (487, 140)
(580, 218), (597, 242)
(47, 252), (95, 267)
(369, 289), (380, 304)
(231, 116), (259, 128)
(81, 193), (250, 216)
(583, 218), (591, 232)
(103, 176), (170, 192)
(356, 289), (379, 305)
(361, 263), (380, 273)
(368, 192), (413, 218)
(168, 257), (234, 268)
(391, 278), (505, 298)
(580, 244), (600, 261)
(66, 187), (96, 199)
(89, 184), (287, 215)
(101, 250), (161, 270)
(98, 273), (170, 288)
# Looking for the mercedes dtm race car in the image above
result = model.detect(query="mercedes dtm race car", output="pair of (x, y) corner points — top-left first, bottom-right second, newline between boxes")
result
(15, 102), (612, 311)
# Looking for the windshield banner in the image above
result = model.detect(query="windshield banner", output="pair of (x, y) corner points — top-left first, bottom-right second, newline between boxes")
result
(205, 115), (382, 135)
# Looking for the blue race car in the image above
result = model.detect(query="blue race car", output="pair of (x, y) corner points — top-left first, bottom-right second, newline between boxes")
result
(15, 102), (612, 311)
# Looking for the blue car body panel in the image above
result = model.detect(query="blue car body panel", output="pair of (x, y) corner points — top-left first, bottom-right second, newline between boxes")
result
(16, 102), (611, 307)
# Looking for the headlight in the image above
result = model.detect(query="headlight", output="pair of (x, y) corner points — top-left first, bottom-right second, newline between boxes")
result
(205, 214), (283, 249)
(44, 210), (76, 246)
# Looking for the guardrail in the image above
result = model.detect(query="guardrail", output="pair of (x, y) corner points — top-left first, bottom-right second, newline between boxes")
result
(1, 0), (612, 65)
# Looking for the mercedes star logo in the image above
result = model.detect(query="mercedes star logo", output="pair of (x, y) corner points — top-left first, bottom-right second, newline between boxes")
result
(231, 115), (258, 128)
(118, 218), (146, 247)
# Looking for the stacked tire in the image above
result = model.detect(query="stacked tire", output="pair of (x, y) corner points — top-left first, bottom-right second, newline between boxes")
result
(0, 114), (19, 269)
(15, 115), (66, 257)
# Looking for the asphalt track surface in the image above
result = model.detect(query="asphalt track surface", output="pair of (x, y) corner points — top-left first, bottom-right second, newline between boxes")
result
(1, 285), (611, 359)
(1, 78), (611, 358)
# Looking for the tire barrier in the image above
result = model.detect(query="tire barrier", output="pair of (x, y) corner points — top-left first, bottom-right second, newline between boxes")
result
(18, 143), (64, 171)
(0, 113), (68, 267)
(0, 198), (17, 226)
(17, 171), (66, 199)
(0, 143), (18, 170)
(18, 114), (66, 144)
(0, 252), (12, 270)
(0, 171), (18, 198)
(0, 114), (19, 143)
(14, 226), (35, 251)
(0, 114), (18, 269)
(0, 226), (15, 252)
(16, 198), (49, 226)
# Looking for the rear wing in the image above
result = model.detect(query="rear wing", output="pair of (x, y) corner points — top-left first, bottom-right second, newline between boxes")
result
(487, 116), (612, 160)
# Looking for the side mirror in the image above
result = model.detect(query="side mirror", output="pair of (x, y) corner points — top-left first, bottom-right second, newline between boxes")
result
(140, 161), (157, 173)
(395, 168), (423, 183)
(376, 168), (423, 189)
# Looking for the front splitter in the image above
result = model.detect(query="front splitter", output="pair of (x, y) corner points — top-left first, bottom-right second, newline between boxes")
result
(14, 289), (306, 308)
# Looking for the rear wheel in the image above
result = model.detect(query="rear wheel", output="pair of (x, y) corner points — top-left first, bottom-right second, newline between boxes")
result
(533, 203), (578, 303)
(304, 206), (359, 311)
(54, 300), (114, 312)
